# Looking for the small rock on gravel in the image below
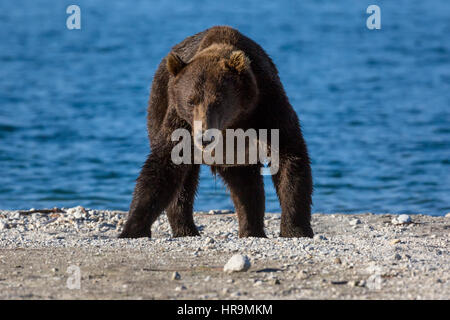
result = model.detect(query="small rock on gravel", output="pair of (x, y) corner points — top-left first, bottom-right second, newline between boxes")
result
(392, 214), (411, 225)
(175, 285), (186, 291)
(171, 271), (181, 280)
(0, 221), (8, 230)
(223, 254), (251, 273)
(230, 291), (242, 297)
(349, 218), (361, 226)
(313, 234), (327, 241)
(349, 280), (366, 287)
(271, 279), (281, 285)
(393, 253), (402, 260)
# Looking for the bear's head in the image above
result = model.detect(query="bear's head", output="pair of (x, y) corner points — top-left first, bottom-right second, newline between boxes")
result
(166, 44), (259, 141)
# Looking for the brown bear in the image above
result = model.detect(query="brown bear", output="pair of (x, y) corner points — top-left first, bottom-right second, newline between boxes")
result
(119, 26), (313, 238)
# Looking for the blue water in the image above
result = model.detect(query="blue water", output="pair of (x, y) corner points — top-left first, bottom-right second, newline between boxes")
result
(0, 1), (449, 215)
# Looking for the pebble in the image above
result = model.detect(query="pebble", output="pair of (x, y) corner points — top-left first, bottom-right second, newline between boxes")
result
(171, 271), (181, 280)
(253, 280), (263, 286)
(331, 280), (348, 285)
(271, 279), (281, 285)
(349, 218), (361, 226)
(175, 285), (186, 291)
(0, 221), (8, 230)
(313, 234), (327, 241)
(334, 257), (342, 264)
(393, 253), (402, 260)
(349, 280), (366, 287)
(392, 214), (411, 225)
(223, 254), (251, 273)
(230, 291), (242, 297)
(390, 239), (401, 245)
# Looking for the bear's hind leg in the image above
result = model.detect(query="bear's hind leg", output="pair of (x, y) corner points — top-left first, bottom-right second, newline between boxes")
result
(216, 166), (266, 238)
(272, 154), (314, 238)
(166, 165), (200, 237)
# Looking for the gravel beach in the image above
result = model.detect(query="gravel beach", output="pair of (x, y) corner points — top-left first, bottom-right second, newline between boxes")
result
(0, 207), (448, 299)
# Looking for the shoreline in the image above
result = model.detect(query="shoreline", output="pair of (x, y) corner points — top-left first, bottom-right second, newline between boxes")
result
(0, 207), (448, 299)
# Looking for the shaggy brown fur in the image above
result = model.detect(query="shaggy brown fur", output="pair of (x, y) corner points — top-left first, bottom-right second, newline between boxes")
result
(119, 26), (313, 239)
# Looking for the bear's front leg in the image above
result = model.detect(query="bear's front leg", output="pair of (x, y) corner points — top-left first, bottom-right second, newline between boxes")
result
(165, 164), (201, 237)
(272, 154), (314, 238)
(119, 145), (188, 238)
(216, 166), (266, 238)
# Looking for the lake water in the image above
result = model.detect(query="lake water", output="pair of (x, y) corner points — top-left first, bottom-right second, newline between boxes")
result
(0, 0), (449, 215)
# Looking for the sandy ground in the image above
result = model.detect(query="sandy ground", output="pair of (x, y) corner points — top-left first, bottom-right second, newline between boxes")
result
(0, 208), (448, 299)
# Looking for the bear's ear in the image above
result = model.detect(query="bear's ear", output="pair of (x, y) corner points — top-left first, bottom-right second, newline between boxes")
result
(167, 52), (186, 76)
(225, 50), (250, 73)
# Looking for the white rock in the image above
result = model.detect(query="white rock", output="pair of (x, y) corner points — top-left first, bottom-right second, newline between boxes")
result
(175, 285), (186, 291)
(445, 213), (450, 218)
(313, 234), (327, 241)
(223, 254), (251, 273)
(392, 214), (411, 225)
(11, 212), (20, 219)
(73, 211), (83, 219)
(0, 221), (8, 230)
(253, 280), (263, 286)
(349, 218), (361, 226)
(67, 206), (86, 219)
